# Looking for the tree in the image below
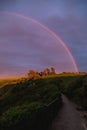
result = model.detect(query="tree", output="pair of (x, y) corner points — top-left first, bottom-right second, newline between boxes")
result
(27, 70), (40, 79)
(50, 67), (56, 75)
(43, 68), (50, 76)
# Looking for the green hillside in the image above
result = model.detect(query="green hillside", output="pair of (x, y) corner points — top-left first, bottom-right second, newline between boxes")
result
(0, 77), (62, 130)
(0, 73), (86, 130)
(63, 75), (87, 110)
(0, 78), (20, 88)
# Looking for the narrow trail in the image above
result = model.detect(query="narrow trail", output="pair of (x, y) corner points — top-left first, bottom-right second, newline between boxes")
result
(49, 95), (86, 130)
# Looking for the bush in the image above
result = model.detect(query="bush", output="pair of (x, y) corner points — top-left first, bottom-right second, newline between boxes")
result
(64, 75), (87, 109)
(0, 77), (62, 129)
(0, 102), (45, 130)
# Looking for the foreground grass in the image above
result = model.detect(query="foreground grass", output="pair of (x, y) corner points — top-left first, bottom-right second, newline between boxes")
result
(62, 75), (87, 110)
(0, 77), (62, 130)
(0, 73), (86, 129)
(43, 74), (87, 110)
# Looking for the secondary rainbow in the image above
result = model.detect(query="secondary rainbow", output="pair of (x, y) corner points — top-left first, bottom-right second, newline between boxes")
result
(0, 11), (78, 72)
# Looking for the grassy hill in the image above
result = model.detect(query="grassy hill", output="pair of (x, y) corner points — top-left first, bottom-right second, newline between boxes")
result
(42, 73), (87, 110)
(0, 78), (20, 88)
(0, 77), (62, 130)
(0, 73), (86, 129)
(63, 75), (87, 110)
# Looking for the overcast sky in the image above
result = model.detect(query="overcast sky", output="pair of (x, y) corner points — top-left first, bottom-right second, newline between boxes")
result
(0, 0), (87, 77)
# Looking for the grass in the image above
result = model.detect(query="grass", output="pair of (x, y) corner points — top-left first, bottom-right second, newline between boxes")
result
(0, 77), (62, 130)
(0, 73), (86, 129)
(0, 72), (84, 88)
(63, 75), (87, 110)
(0, 78), (21, 88)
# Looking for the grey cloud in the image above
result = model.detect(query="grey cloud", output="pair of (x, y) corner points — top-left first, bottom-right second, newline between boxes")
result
(0, 0), (87, 77)
(44, 10), (87, 71)
(0, 0), (17, 10)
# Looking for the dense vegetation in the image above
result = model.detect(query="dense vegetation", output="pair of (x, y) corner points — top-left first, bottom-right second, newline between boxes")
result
(0, 77), (62, 130)
(43, 73), (87, 110)
(0, 78), (20, 88)
(0, 71), (86, 129)
(63, 75), (87, 110)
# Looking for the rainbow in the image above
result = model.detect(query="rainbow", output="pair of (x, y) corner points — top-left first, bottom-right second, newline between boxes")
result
(0, 11), (78, 72)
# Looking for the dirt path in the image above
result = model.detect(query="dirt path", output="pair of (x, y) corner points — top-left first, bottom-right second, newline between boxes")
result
(49, 95), (86, 130)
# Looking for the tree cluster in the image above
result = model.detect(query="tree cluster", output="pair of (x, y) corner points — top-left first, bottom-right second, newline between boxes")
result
(27, 67), (56, 79)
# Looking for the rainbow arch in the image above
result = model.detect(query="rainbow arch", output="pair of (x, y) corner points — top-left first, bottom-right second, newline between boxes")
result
(0, 11), (78, 72)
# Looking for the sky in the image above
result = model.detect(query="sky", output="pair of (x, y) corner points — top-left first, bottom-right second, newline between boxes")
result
(0, 0), (87, 77)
